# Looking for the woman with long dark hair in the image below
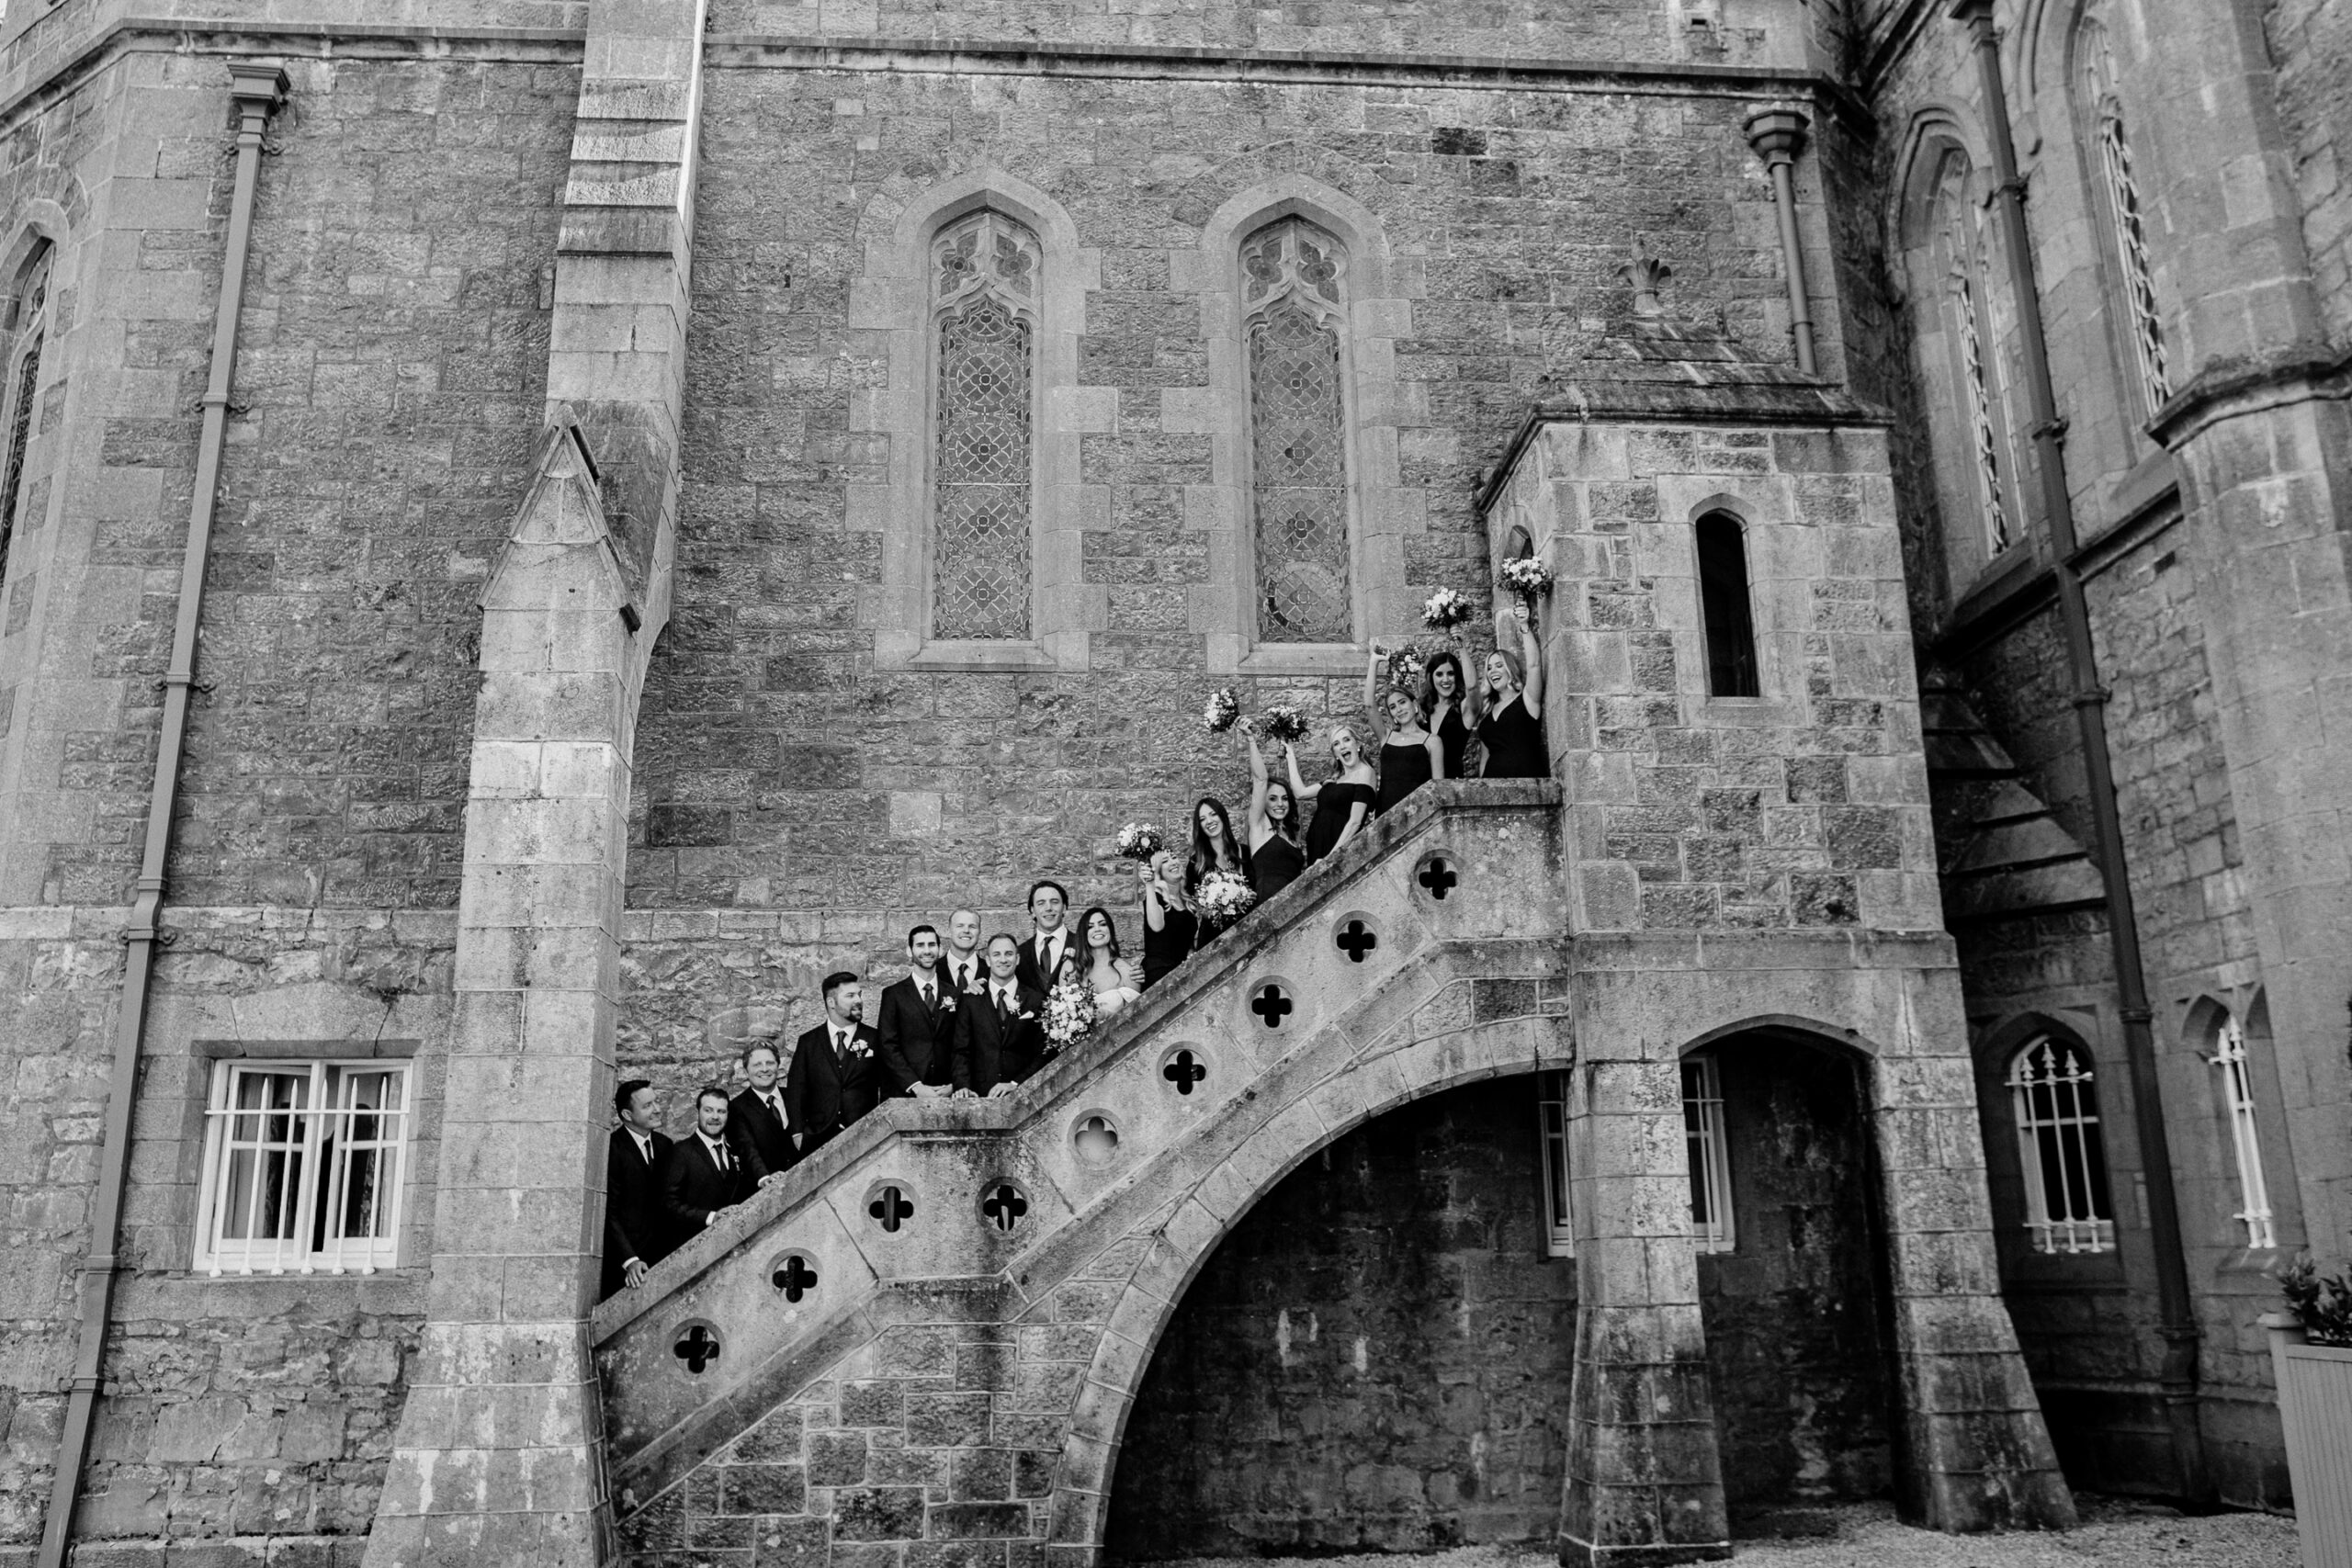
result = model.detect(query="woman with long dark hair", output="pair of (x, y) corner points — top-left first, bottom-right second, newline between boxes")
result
(1478, 604), (1548, 778)
(1076, 905), (1143, 1018)
(1183, 795), (1249, 897)
(1245, 730), (1306, 901)
(1420, 648), (1477, 781)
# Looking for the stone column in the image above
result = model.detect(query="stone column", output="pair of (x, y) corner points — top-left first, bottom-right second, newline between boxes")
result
(1559, 1052), (1729, 1567)
(364, 0), (703, 1558)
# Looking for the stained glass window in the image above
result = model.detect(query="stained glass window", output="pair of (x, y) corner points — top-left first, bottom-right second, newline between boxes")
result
(0, 247), (51, 586)
(2079, 13), (2171, 420)
(930, 211), (1038, 641)
(1243, 218), (1353, 644)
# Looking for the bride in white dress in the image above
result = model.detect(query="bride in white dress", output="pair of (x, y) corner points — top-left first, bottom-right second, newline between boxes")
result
(1076, 905), (1144, 1019)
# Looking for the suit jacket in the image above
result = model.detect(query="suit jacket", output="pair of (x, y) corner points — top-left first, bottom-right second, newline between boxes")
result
(786, 1020), (882, 1151)
(953, 982), (1050, 1095)
(875, 975), (958, 1095)
(664, 1132), (752, 1247)
(602, 1125), (673, 1301)
(940, 952), (988, 998)
(1015, 929), (1078, 996)
(727, 1085), (795, 1182)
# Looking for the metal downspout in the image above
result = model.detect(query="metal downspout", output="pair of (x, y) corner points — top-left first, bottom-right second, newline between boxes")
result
(37, 62), (288, 1568)
(1745, 106), (1819, 376)
(1951, 0), (2211, 1505)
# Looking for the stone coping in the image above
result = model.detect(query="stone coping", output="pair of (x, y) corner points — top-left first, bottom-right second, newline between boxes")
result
(588, 776), (1560, 1346)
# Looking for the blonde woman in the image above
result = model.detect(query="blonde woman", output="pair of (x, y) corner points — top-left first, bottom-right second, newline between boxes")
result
(1479, 605), (1548, 778)
(1138, 851), (1197, 989)
(1287, 723), (1378, 864)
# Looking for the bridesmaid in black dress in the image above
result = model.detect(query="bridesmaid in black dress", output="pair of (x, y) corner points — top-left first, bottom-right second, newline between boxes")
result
(1288, 726), (1378, 863)
(1137, 852), (1198, 988)
(1420, 649), (1476, 781)
(1245, 733), (1307, 900)
(1477, 605), (1549, 779)
(1370, 684), (1442, 815)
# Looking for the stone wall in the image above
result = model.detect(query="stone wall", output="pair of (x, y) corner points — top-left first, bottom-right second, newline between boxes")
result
(2269, 0), (2352, 342)
(1107, 1075), (1575, 1557)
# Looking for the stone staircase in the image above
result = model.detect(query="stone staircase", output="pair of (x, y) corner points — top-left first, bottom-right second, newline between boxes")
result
(590, 779), (1567, 1562)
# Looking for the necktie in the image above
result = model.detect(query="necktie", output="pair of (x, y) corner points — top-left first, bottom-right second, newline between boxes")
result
(714, 1140), (729, 1174)
(835, 1029), (847, 1060)
(767, 1092), (784, 1127)
(996, 988), (1011, 1025)
(922, 982), (935, 1010)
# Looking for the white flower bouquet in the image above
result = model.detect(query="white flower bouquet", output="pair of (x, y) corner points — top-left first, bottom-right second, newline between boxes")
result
(1255, 705), (1312, 745)
(1115, 822), (1165, 863)
(1383, 643), (1427, 687)
(1043, 976), (1097, 1049)
(1420, 587), (1476, 631)
(1193, 869), (1259, 930)
(1499, 557), (1555, 600)
(1203, 687), (1241, 734)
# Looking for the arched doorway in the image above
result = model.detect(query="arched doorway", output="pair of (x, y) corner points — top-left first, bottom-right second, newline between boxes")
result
(1686, 1030), (1898, 1520)
(1105, 1074), (1576, 1557)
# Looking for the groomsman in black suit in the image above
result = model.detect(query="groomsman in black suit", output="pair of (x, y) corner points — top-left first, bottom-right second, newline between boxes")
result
(602, 1078), (673, 1300)
(727, 1039), (796, 1183)
(953, 933), (1050, 1099)
(1015, 880), (1075, 994)
(786, 971), (882, 1154)
(664, 1085), (752, 1246)
(875, 925), (957, 1100)
(942, 907), (986, 997)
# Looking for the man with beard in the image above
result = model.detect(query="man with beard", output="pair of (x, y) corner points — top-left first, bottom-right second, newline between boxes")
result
(786, 970), (881, 1154)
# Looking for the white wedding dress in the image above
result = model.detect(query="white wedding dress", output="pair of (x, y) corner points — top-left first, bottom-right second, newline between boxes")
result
(1089, 960), (1144, 1020)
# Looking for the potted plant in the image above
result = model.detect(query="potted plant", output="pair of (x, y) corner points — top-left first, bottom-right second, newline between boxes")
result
(2264, 1239), (2352, 1567)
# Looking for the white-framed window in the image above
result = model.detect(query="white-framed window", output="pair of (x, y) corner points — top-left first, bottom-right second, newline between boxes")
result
(195, 1058), (412, 1276)
(1681, 1055), (1735, 1252)
(2207, 1012), (2276, 1249)
(1537, 1069), (1574, 1258)
(2007, 1035), (2116, 1255)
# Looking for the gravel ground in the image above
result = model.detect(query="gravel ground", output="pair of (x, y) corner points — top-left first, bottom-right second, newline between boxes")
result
(1136, 1496), (2300, 1568)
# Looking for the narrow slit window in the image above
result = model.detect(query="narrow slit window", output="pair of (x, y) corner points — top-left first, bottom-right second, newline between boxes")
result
(2079, 12), (2171, 421)
(2209, 1012), (2275, 1249)
(929, 210), (1040, 642)
(0, 246), (52, 585)
(1537, 1069), (1573, 1258)
(1682, 1055), (1735, 1252)
(2007, 1036), (2116, 1255)
(195, 1058), (413, 1276)
(1695, 512), (1759, 697)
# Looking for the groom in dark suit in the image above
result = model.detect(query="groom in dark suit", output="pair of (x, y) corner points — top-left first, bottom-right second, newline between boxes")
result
(953, 933), (1050, 1098)
(664, 1085), (752, 1247)
(786, 971), (882, 1154)
(1015, 879), (1076, 995)
(602, 1078), (673, 1299)
(875, 924), (956, 1099)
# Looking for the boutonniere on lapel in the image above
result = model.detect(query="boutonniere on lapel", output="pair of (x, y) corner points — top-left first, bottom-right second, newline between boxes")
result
(1017, 1010), (1037, 1022)
(846, 1034), (873, 1057)
(939, 994), (956, 1012)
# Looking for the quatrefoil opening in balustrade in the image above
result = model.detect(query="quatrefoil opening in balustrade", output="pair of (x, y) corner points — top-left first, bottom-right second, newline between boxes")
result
(980, 1181), (1030, 1234)
(1414, 852), (1460, 903)
(1073, 1112), (1121, 1168)
(1333, 913), (1380, 963)
(1248, 979), (1296, 1032)
(769, 1252), (820, 1303)
(1159, 1045), (1209, 1098)
(866, 1182), (915, 1234)
(672, 1320), (722, 1375)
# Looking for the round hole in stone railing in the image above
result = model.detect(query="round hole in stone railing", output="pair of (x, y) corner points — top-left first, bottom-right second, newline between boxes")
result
(1072, 1112), (1121, 1167)
(1413, 852), (1460, 903)
(1159, 1044), (1210, 1098)
(1333, 911), (1381, 964)
(1247, 978), (1297, 1032)
(865, 1181), (915, 1234)
(769, 1251), (820, 1303)
(979, 1180), (1030, 1233)
(672, 1319), (722, 1375)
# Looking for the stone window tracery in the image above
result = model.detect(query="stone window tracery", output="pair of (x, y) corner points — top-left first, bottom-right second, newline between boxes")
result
(1243, 217), (1353, 645)
(929, 210), (1039, 642)
(2078, 11), (2171, 421)
(2206, 1011), (2275, 1250)
(0, 245), (51, 587)
(2007, 1035), (2116, 1255)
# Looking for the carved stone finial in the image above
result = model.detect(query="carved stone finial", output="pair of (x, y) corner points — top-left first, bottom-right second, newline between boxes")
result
(1615, 242), (1672, 318)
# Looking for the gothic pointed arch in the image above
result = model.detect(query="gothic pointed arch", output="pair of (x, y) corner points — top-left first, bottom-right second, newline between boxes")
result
(2071, 1), (2171, 428)
(0, 237), (55, 590)
(927, 209), (1041, 642)
(1240, 214), (1353, 645)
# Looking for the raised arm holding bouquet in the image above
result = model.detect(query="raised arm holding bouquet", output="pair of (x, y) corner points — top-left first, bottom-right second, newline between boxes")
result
(1246, 730), (1307, 901)
(1288, 723), (1377, 866)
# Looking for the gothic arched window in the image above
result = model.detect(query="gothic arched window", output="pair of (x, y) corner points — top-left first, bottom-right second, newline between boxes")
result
(1929, 152), (2022, 559)
(0, 244), (52, 585)
(1694, 512), (1759, 697)
(929, 210), (1039, 642)
(2007, 1035), (2116, 1255)
(2077, 10), (2170, 422)
(2206, 1010), (2275, 1249)
(1243, 217), (1353, 645)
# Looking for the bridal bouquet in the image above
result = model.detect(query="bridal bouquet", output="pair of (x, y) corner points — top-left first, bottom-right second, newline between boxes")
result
(1255, 705), (1312, 745)
(1498, 557), (1555, 600)
(1421, 587), (1476, 631)
(1193, 869), (1259, 930)
(1115, 821), (1165, 863)
(1383, 643), (1427, 687)
(1203, 687), (1241, 734)
(1043, 976), (1097, 1050)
